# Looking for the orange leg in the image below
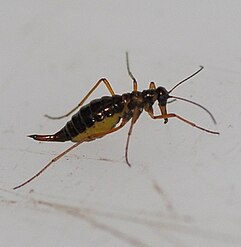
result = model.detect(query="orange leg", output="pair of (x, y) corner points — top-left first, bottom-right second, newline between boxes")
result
(149, 81), (156, 89)
(14, 119), (129, 190)
(125, 107), (142, 166)
(148, 81), (168, 123)
(13, 142), (83, 190)
(148, 111), (219, 135)
(45, 78), (116, 120)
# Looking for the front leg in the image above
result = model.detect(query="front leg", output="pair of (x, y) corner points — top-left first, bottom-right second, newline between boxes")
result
(147, 109), (219, 135)
(145, 105), (168, 124)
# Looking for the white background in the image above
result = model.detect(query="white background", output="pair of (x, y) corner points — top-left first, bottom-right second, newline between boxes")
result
(1, 1), (241, 246)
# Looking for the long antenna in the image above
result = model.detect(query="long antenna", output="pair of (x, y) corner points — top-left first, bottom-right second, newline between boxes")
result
(169, 95), (217, 124)
(169, 66), (204, 94)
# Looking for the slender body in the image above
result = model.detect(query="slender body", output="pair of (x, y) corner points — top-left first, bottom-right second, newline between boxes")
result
(30, 89), (169, 144)
(14, 53), (219, 190)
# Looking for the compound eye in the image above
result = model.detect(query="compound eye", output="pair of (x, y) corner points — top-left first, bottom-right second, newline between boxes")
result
(159, 89), (167, 96)
(157, 86), (168, 96)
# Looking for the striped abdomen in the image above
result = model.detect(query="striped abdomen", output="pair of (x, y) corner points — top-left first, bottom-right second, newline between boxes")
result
(55, 95), (125, 142)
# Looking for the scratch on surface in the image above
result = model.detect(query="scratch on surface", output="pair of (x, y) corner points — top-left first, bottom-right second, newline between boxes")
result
(151, 179), (193, 223)
(1, 187), (241, 247)
(37, 200), (150, 247)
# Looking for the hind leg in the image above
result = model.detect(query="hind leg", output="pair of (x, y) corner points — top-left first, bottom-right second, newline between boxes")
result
(45, 78), (116, 119)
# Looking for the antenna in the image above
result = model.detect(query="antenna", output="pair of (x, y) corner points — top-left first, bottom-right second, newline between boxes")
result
(169, 66), (204, 94)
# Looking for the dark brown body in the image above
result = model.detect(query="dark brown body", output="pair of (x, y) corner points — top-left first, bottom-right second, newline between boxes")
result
(30, 88), (167, 143)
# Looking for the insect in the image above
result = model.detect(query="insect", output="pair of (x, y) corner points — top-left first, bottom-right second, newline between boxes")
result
(13, 53), (219, 190)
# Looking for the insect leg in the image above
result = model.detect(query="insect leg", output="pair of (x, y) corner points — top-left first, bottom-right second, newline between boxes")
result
(125, 108), (142, 167)
(82, 117), (135, 165)
(148, 82), (172, 123)
(45, 78), (116, 119)
(14, 121), (128, 190)
(149, 82), (157, 89)
(13, 142), (82, 190)
(126, 52), (138, 91)
(147, 110), (219, 135)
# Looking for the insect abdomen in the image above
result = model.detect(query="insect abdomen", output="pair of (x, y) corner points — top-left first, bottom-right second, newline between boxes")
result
(57, 95), (124, 142)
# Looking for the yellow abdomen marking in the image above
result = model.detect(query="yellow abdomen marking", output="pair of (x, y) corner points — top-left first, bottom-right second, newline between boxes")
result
(72, 112), (123, 142)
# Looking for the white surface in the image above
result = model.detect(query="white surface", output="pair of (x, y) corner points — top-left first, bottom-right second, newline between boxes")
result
(1, 1), (241, 246)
